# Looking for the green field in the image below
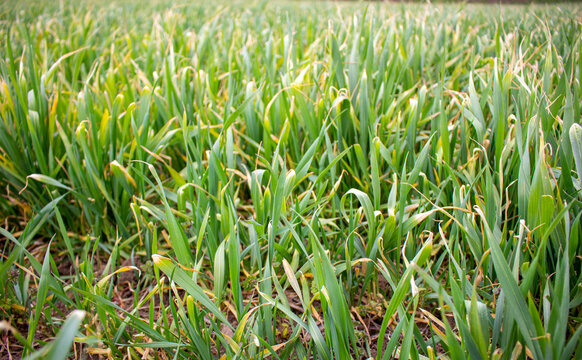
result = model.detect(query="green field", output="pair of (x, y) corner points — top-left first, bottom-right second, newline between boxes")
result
(1, 1), (581, 359)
